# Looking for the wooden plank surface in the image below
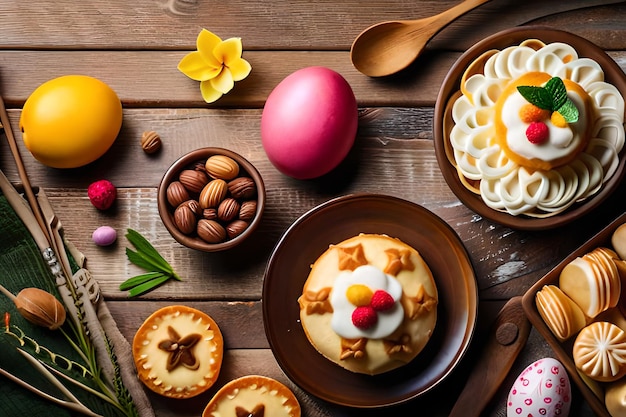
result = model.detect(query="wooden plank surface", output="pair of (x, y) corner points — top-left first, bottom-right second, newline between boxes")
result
(0, 0), (623, 50)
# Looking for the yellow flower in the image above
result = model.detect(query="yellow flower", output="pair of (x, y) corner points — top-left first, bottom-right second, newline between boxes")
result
(178, 29), (252, 103)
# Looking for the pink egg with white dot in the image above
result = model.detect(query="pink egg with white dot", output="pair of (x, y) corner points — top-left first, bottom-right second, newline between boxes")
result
(507, 357), (571, 417)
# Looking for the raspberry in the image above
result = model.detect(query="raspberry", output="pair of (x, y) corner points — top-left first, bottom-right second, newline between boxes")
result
(87, 179), (117, 210)
(519, 103), (550, 123)
(351, 306), (377, 329)
(525, 121), (549, 144)
(370, 290), (394, 311)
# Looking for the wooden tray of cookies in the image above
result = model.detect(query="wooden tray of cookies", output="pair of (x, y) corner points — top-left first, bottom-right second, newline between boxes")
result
(522, 212), (626, 417)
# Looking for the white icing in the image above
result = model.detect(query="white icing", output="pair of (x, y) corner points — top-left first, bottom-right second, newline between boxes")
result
(500, 90), (589, 162)
(329, 265), (404, 339)
(450, 41), (625, 217)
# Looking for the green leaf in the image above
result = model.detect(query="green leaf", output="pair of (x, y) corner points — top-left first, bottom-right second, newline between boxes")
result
(557, 99), (579, 123)
(127, 275), (171, 297)
(544, 77), (568, 110)
(122, 229), (181, 297)
(517, 86), (553, 110)
(125, 229), (172, 272)
(119, 272), (166, 291)
(125, 248), (168, 274)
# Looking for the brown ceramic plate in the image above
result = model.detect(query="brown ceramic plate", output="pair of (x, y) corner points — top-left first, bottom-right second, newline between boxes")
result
(262, 193), (478, 407)
(522, 212), (626, 417)
(433, 26), (626, 231)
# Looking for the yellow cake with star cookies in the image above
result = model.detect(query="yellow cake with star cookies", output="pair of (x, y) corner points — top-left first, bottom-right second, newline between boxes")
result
(298, 233), (438, 375)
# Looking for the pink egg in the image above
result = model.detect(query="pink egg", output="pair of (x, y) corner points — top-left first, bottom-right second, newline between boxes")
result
(507, 357), (571, 417)
(261, 66), (358, 179)
(92, 226), (117, 246)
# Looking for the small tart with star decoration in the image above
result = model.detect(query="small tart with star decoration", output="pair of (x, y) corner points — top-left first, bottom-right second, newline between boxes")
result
(202, 375), (301, 417)
(132, 305), (224, 398)
(298, 233), (438, 375)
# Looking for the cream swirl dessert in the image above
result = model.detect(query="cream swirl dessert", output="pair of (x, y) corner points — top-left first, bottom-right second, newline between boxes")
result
(298, 234), (437, 375)
(330, 265), (404, 340)
(449, 40), (625, 217)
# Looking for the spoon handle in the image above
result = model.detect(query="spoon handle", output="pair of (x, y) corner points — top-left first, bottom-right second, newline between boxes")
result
(424, 0), (493, 34)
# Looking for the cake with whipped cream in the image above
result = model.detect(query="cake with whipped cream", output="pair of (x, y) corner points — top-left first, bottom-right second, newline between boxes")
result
(447, 39), (625, 218)
(298, 233), (438, 375)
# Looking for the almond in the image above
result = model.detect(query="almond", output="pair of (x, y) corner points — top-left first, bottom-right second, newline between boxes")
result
(226, 219), (248, 239)
(166, 181), (190, 207)
(197, 219), (226, 243)
(141, 131), (162, 154)
(174, 204), (197, 235)
(180, 199), (202, 217)
(239, 200), (257, 221)
(205, 155), (240, 180)
(227, 177), (256, 199)
(179, 169), (209, 194)
(199, 179), (228, 209)
(217, 198), (240, 222)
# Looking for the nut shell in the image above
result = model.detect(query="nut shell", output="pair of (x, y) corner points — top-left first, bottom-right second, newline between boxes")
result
(14, 288), (66, 330)
(197, 219), (227, 243)
(199, 179), (228, 209)
(166, 181), (190, 207)
(179, 169), (209, 194)
(228, 177), (256, 199)
(226, 220), (249, 239)
(141, 131), (162, 154)
(203, 208), (218, 220)
(205, 155), (240, 180)
(239, 200), (257, 221)
(180, 199), (202, 217)
(217, 198), (240, 222)
(174, 204), (197, 235)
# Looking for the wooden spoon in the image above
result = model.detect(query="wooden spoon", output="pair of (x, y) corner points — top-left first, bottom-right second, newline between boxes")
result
(350, 0), (492, 77)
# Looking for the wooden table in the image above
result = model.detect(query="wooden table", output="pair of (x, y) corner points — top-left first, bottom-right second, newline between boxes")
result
(2, 1), (626, 416)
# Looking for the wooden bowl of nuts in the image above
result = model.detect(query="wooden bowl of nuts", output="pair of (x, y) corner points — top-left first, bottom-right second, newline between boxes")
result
(157, 147), (265, 252)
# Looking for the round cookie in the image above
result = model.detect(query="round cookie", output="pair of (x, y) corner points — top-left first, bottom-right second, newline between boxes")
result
(132, 305), (224, 398)
(535, 284), (586, 342)
(298, 233), (438, 375)
(203, 375), (300, 417)
(573, 321), (626, 382)
(612, 223), (626, 261)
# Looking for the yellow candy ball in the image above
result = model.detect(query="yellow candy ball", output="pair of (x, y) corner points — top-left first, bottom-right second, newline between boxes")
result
(550, 111), (568, 128)
(346, 284), (373, 307)
(19, 75), (123, 168)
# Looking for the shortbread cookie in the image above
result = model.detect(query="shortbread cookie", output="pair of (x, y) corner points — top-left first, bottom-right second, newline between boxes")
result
(559, 248), (621, 318)
(133, 305), (224, 398)
(203, 375), (300, 417)
(612, 223), (626, 261)
(573, 321), (626, 382)
(298, 233), (438, 375)
(536, 284), (586, 342)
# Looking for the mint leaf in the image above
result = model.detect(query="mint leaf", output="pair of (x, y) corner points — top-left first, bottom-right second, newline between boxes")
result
(517, 86), (553, 110)
(544, 77), (568, 110)
(518, 76), (580, 124)
(557, 99), (579, 123)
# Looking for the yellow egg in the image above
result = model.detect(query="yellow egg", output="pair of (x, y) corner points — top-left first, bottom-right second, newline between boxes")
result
(19, 75), (123, 168)
(346, 284), (373, 307)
